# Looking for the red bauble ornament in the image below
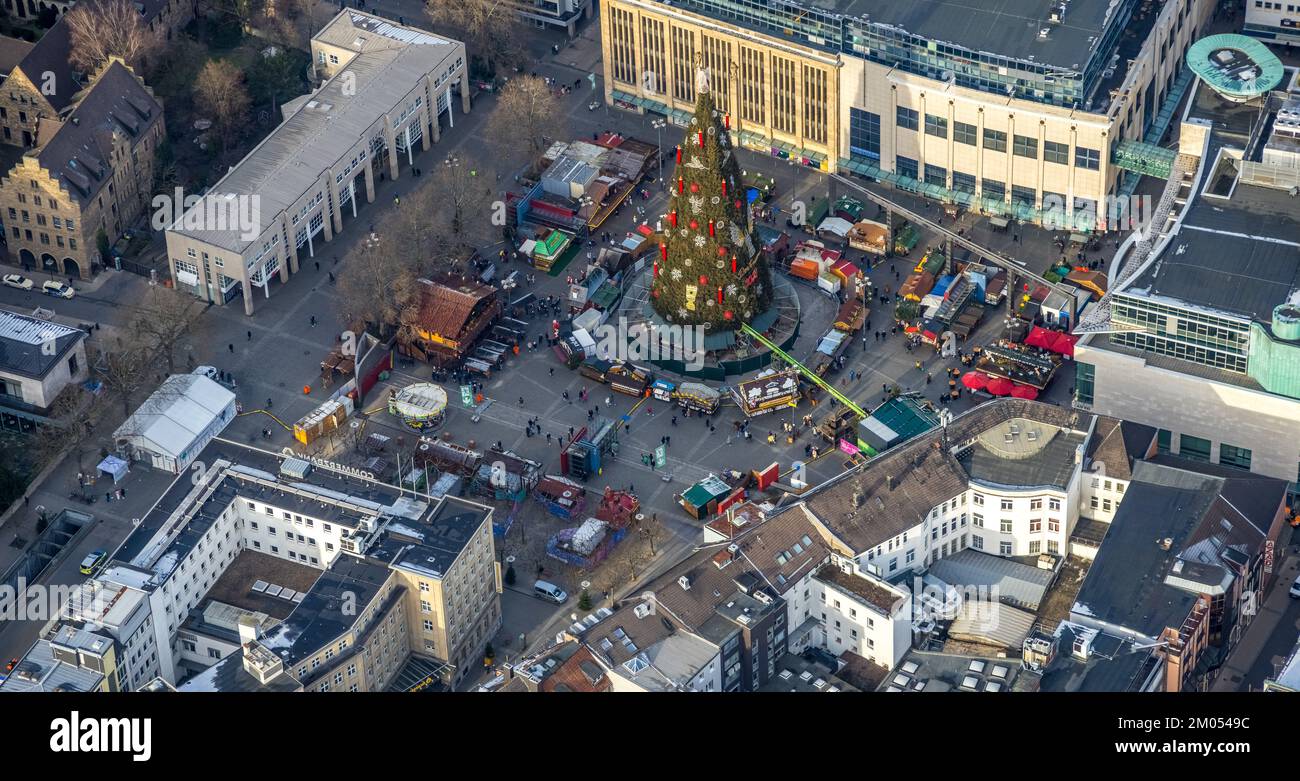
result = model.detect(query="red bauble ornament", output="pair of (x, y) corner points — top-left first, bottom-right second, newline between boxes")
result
(717, 246), (727, 257)
(699, 275), (708, 286)
(689, 220), (699, 230)
(690, 182), (699, 193)
(724, 310), (734, 320)
(652, 289), (659, 298)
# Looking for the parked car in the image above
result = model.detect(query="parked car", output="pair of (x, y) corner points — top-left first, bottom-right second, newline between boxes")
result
(42, 280), (75, 299)
(1290, 575), (1300, 599)
(533, 580), (568, 604)
(2, 273), (33, 291)
(79, 549), (107, 575)
(192, 366), (220, 382)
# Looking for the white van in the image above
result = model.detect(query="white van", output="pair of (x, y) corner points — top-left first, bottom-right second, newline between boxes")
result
(533, 580), (567, 604)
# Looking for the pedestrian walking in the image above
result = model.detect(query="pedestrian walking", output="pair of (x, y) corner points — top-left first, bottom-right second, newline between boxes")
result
(247, 330), (252, 341)
(310, 315), (317, 327)
(229, 343), (235, 353)
(315, 261), (320, 272)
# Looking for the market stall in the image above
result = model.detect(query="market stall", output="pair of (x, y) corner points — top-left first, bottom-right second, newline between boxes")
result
(731, 370), (800, 416)
(976, 341), (1060, 390)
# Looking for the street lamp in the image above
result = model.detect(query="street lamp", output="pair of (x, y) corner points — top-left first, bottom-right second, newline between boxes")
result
(651, 118), (667, 190)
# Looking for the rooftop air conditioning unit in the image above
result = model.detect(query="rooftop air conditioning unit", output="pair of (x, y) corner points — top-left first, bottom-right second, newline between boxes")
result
(678, 575), (691, 591)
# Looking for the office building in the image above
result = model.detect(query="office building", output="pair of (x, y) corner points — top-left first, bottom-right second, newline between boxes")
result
(165, 12), (469, 314)
(601, 0), (1216, 226)
(1074, 53), (1300, 485)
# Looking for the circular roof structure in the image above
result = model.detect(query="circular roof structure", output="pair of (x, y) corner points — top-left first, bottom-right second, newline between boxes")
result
(389, 383), (448, 422)
(1186, 34), (1285, 101)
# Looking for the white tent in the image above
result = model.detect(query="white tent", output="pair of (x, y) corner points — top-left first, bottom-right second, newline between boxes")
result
(817, 216), (854, 238)
(113, 374), (237, 473)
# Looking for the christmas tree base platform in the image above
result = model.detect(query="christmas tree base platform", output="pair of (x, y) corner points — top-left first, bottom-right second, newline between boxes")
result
(612, 264), (803, 382)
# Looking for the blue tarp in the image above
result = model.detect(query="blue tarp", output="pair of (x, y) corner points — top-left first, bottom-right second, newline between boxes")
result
(932, 275), (956, 298)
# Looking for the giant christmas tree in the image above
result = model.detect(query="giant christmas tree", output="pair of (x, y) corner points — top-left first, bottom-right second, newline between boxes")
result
(650, 70), (772, 331)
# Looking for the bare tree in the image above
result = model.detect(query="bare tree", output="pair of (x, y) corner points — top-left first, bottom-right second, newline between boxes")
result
(66, 0), (163, 73)
(488, 75), (565, 163)
(194, 59), (251, 153)
(133, 287), (206, 375)
(259, 0), (331, 51)
(210, 0), (266, 30)
(31, 389), (103, 475)
(637, 513), (666, 557)
(422, 156), (494, 263)
(95, 335), (155, 417)
(425, 0), (525, 77)
(335, 222), (423, 338)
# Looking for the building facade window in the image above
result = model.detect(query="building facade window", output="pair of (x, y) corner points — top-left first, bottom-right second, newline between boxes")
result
(1219, 443), (1252, 470)
(896, 155), (919, 181)
(849, 108), (881, 160)
(924, 164), (947, 187)
(1180, 434), (1212, 462)
(1013, 134), (1038, 158)
(897, 107), (919, 131)
(1075, 146), (1101, 170)
(954, 121), (977, 145)
(924, 114), (948, 138)
(983, 128), (1007, 152)
(1075, 361), (1095, 405)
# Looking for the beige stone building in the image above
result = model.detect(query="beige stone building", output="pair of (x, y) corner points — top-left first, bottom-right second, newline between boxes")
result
(0, 59), (164, 278)
(165, 11), (470, 315)
(600, 0), (1216, 229)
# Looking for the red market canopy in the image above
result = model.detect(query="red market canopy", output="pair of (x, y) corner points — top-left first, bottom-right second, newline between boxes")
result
(985, 377), (1015, 396)
(1048, 330), (1078, 357)
(1023, 326), (1055, 350)
(961, 371), (989, 390)
(1009, 383), (1039, 399)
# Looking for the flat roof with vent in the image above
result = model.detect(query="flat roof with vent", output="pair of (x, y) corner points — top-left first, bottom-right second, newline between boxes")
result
(170, 11), (464, 253)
